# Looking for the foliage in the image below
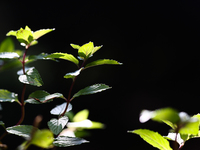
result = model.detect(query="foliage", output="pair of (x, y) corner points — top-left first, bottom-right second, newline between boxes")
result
(0, 26), (122, 149)
(128, 107), (200, 150)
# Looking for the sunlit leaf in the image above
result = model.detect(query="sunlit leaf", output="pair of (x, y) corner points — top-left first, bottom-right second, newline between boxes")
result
(70, 44), (80, 50)
(25, 90), (63, 104)
(6, 30), (17, 36)
(33, 28), (55, 40)
(72, 84), (111, 99)
(53, 136), (89, 147)
(18, 67), (43, 87)
(16, 27), (34, 45)
(78, 42), (94, 59)
(0, 38), (14, 52)
(179, 117), (199, 135)
(85, 59), (122, 69)
(129, 129), (172, 150)
(48, 116), (69, 135)
(0, 52), (20, 59)
(30, 129), (54, 148)
(0, 89), (19, 103)
(28, 53), (56, 61)
(73, 109), (89, 122)
(45, 52), (79, 65)
(50, 102), (72, 115)
(6, 125), (38, 139)
(64, 68), (83, 79)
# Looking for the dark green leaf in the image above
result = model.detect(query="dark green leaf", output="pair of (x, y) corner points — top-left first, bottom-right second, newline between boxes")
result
(53, 136), (89, 147)
(28, 53), (56, 61)
(0, 89), (19, 103)
(48, 116), (69, 135)
(0, 52), (20, 59)
(0, 38), (14, 52)
(72, 84), (111, 99)
(85, 59), (122, 69)
(6, 125), (38, 139)
(129, 129), (172, 150)
(25, 90), (63, 104)
(45, 52), (79, 65)
(18, 67), (43, 87)
(50, 102), (72, 115)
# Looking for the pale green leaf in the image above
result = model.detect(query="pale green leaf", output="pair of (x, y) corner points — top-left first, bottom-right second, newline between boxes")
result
(129, 129), (172, 150)
(31, 129), (54, 148)
(85, 59), (122, 69)
(6, 125), (38, 139)
(64, 68), (83, 79)
(73, 109), (89, 122)
(6, 30), (17, 36)
(18, 67), (43, 87)
(16, 27), (34, 45)
(33, 28), (55, 40)
(0, 52), (20, 59)
(45, 52), (79, 65)
(72, 84), (111, 99)
(0, 89), (18, 103)
(48, 116), (69, 135)
(25, 90), (63, 104)
(139, 108), (180, 124)
(179, 118), (199, 135)
(53, 136), (89, 147)
(70, 44), (80, 50)
(50, 102), (72, 115)
(0, 38), (14, 52)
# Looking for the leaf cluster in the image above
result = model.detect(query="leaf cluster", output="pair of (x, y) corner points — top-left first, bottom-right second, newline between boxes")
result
(0, 26), (122, 149)
(128, 108), (200, 150)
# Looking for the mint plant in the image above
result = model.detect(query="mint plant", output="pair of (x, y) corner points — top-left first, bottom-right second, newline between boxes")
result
(128, 107), (200, 150)
(0, 26), (122, 149)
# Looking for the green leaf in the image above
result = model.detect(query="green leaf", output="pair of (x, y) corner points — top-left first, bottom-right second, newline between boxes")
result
(85, 59), (122, 69)
(45, 52), (79, 65)
(18, 67), (43, 87)
(179, 118), (199, 135)
(33, 28), (55, 40)
(0, 38), (14, 52)
(129, 129), (172, 150)
(16, 27), (34, 45)
(0, 52), (20, 59)
(0, 89), (19, 103)
(70, 44), (80, 50)
(72, 84), (111, 99)
(0, 121), (5, 129)
(78, 42), (95, 59)
(30, 129), (54, 148)
(64, 68), (83, 79)
(25, 90), (63, 104)
(28, 53), (56, 61)
(6, 30), (17, 36)
(73, 109), (89, 122)
(6, 125), (38, 139)
(139, 108), (180, 124)
(165, 133), (184, 146)
(48, 116), (69, 135)
(53, 136), (89, 147)
(50, 102), (72, 115)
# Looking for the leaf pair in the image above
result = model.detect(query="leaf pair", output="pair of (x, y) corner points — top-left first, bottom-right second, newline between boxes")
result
(6, 26), (54, 48)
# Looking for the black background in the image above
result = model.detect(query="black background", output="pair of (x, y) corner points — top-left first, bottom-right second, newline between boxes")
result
(1, 1), (200, 149)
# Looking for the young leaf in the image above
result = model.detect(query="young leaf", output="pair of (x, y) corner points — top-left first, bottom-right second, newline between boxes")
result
(25, 90), (63, 104)
(53, 136), (89, 147)
(6, 125), (38, 139)
(179, 117), (199, 135)
(85, 59), (122, 69)
(0, 52), (20, 59)
(64, 68), (83, 79)
(129, 129), (173, 150)
(70, 44), (80, 50)
(30, 129), (54, 148)
(33, 28), (55, 40)
(50, 102), (72, 115)
(0, 89), (19, 103)
(0, 38), (14, 52)
(48, 116), (69, 135)
(73, 109), (89, 122)
(15, 27), (34, 45)
(78, 42), (94, 59)
(18, 67), (43, 87)
(45, 52), (79, 65)
(0, 121), (5, 129)
(72, 84), (111, 99)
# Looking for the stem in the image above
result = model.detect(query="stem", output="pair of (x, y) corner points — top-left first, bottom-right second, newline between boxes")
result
(60, 60), (86, 117)
(16, 47), (28, 125)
